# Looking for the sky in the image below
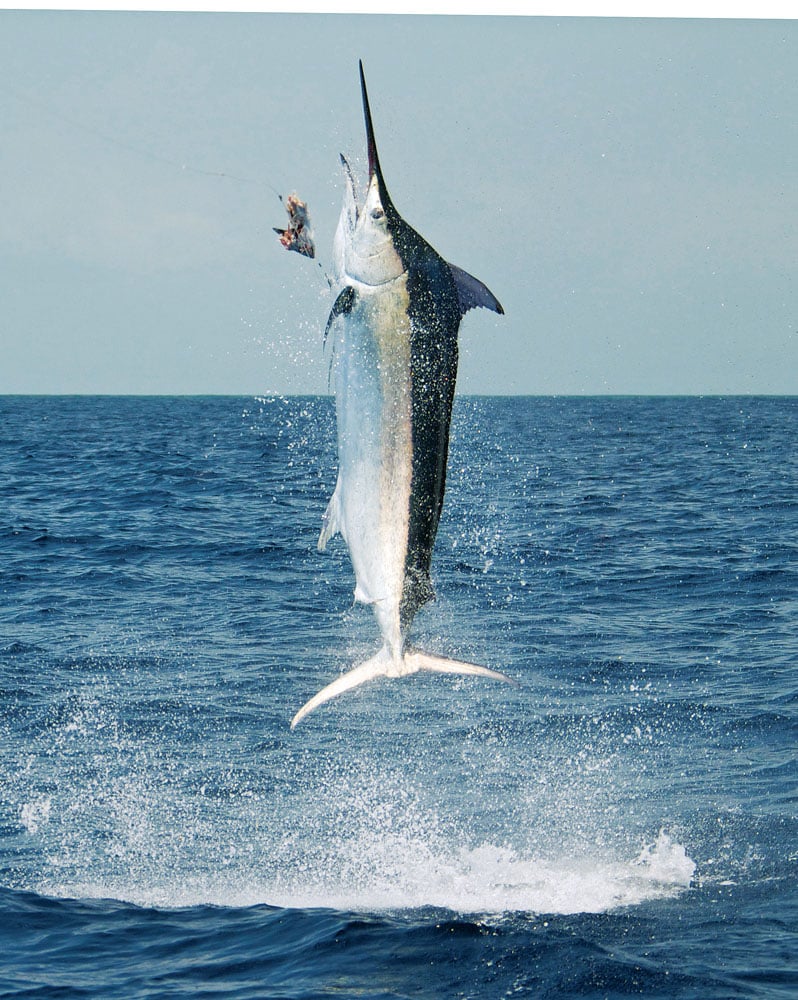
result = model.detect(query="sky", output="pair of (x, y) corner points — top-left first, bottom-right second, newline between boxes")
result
(0, 10), (796, 394)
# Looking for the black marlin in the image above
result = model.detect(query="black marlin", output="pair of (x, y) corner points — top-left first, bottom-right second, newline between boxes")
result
(291, 62), (512, 727)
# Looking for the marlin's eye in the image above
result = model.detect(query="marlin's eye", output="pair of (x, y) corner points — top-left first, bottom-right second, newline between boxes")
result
(371, 207), (385, 220)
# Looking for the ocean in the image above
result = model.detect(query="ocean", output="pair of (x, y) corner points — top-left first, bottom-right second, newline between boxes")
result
(0, 394), (795, 998)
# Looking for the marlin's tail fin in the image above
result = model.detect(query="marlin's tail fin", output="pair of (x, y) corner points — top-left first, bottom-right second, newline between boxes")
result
(403, 651), (515, 683)
(290, 649), (390, 729)
(290, 647), (515, 728)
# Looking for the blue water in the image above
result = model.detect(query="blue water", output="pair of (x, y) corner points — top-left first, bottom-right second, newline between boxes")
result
(0, 395), (795, 998)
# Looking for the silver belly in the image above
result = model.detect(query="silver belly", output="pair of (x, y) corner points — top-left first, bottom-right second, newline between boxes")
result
(331, 278), (413, 655)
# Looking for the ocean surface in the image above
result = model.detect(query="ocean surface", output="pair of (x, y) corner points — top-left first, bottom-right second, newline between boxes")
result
(0, 394), (795, 999)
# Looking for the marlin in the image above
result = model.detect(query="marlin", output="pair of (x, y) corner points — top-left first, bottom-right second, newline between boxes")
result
(291, 62), (513, 728)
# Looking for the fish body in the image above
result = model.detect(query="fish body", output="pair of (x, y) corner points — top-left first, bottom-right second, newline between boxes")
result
(291, 63), (511, 727)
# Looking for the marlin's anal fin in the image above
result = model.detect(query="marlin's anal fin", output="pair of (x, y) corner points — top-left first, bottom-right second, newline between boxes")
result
(318, 481), (342, 551)
(449, 263), (504, 317)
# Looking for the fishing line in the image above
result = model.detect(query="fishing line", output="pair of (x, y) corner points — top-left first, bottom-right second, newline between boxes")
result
(7, 82), (331, 284)
(5, 81), (284, 197)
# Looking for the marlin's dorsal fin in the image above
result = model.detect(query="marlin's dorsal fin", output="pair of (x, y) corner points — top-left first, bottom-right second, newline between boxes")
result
(450, 263), (504, 317)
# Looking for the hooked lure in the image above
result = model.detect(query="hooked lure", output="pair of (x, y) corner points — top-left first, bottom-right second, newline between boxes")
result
(274, 193), (315, 259)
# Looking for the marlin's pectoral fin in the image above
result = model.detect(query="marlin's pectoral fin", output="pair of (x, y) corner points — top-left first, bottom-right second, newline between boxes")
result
(324, 285), (357, 347)
(450, 263), (504, 317)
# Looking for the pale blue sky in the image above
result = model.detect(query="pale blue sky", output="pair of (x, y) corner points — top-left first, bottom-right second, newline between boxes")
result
(1, 12), (796, 394)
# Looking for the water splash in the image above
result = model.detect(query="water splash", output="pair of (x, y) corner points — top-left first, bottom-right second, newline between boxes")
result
(14, 714), (695, 915)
